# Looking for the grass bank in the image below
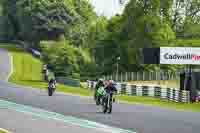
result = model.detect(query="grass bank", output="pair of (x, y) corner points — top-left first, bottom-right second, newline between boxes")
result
(0, 131), (7, 133)
(0, 44), (91, 96)
(117, 95), (200, 112)
(0, 128), (10, 133)
(0, 44), (199, 112)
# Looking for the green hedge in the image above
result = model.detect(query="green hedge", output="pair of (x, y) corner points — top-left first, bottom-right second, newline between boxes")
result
(56, 77), (80, 87)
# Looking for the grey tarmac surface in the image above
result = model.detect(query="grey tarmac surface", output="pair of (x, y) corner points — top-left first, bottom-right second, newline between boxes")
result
(0, 81), (200, 133)
(0, 48), (200, 133)
(0, 108), (108, 133)
(0, 48), (10, 81)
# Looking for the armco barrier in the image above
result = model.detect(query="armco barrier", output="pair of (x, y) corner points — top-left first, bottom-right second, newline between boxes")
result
(126, 84), (132, 95)
(131, 85), (137, 95)
(148, 86), (155, 97)
(167, 88), (171, 100)
(87, 81), (190, 103)
(161, 88), (167, 99)
(121, 84), (127, 94)
(154, 87), (161, 98)
(174, 89), (180, 102)
(142, 86), (148, 96)
(181, 90), (190, 103)
(136, 85), (143, 96)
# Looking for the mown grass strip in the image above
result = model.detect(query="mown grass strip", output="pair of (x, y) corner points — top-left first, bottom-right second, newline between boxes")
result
(0, 128), (11, 133)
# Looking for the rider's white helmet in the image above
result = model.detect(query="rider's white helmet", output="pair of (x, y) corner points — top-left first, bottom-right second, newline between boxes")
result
(109, 80), (114, 84)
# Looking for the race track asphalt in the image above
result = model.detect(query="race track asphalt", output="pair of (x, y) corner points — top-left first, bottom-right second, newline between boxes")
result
(0, 108), (110, 133)
(0, 81), (200, 133)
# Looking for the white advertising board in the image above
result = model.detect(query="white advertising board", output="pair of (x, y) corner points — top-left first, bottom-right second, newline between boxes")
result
(160, 47), (200, 64)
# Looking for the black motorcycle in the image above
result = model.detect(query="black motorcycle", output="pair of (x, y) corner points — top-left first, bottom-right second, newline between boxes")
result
(102, 92), (114, 114)
(48, 84), (56, 96)
(95, 86), (105, 105)
(96, 95), (103, 105)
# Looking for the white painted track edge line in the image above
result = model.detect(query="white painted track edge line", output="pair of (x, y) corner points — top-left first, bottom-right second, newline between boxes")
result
(6, 53), (13, 81)
(0, 99), (136, 133)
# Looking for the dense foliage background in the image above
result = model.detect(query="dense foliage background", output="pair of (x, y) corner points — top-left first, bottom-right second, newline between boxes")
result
(0, 0), (199, 80)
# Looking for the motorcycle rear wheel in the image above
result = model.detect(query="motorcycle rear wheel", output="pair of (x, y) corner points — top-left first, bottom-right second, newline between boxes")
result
(48, 87), (53, 96)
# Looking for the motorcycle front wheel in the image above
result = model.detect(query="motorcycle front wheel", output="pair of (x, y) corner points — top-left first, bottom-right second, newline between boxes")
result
(108, 100), (112, 114)
(102, 98), (107, 113)
(48, 87), (53, 96)
(96, 96), (100, 105)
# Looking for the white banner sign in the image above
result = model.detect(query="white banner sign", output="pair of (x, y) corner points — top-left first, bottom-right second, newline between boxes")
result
(160, 47), (200, 64)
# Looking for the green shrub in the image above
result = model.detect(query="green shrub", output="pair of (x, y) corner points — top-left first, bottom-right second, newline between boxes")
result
(72, 73), (80, 79)
(40, 40), (92, 77)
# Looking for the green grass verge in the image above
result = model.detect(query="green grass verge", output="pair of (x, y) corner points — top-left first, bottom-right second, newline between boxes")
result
(0, 44), (200, 112)
(0, 44), (92, 96)
(174, 39), (200, 47)
(117, 95), (200, 112)
(0, 129), (9, 133)
(0, 131), (7, 133)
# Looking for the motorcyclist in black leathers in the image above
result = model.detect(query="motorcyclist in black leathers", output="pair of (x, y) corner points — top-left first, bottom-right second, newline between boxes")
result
(48, 79), (56, 92)
(104, 80), (117, 101)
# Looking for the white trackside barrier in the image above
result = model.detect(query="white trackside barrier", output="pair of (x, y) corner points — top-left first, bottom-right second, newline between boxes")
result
(93, 82), (97, 89)
(87, 81), (190, 103)
(126, 84), (132, 95)
(116, 83), (122, 94)
(131, 85), (137, 95)
(169, 88), (174, 101)
(174, 88), (180, 102)
(136, 85), (143, 96)
(87, 81), (92, 88)
(161, 88), (167, 99)
(148, 86), (155, 97)
(181, 90), (190, 103)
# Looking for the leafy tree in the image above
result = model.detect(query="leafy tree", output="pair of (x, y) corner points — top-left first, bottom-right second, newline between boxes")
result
(65, 0), (97, 48)
(40, 40), (91, 77)
(1, 0), (199, 77)
(2, 0), (73, 45)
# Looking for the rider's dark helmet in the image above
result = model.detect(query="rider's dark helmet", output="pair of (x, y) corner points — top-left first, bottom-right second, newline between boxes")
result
(98, 78), (103, 82)
(98, 78), (103, 81)
(49, 79), (54, 83)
